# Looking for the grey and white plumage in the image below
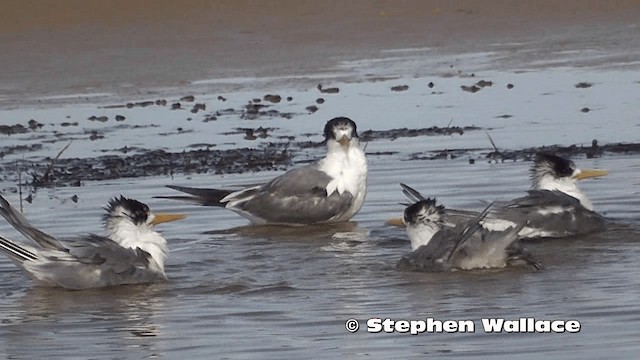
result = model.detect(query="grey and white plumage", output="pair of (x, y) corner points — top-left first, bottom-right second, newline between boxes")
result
(160, 117), (368, 225)
(391, 153), (607, 239)
(482, 153), (608, 238)
(396, 190), (540, 272)
(0, 195), (185, 290)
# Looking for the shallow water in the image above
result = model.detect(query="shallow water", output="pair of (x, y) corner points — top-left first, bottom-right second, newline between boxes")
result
(1, 48), (640, 359)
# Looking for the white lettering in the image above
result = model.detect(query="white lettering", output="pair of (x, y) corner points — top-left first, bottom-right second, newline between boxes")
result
(396, 320), (410, 333)
(367, 318), (382, 333)
(482, 318), (504, 333)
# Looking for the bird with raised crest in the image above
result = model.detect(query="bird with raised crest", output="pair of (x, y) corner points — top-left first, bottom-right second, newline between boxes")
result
(397, 188), (540, 272)
(0, 195), (185, 289)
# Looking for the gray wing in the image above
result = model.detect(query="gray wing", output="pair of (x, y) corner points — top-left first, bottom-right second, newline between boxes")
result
(446, 203), (494, 262)
(230, 165), (354, 224)
(0, 195), (66, 251)
(450, 221), (526, 270)
(36, 235), (161, 288)
(262, 164), (332, 196)
(443, 208), (481, 227)
(397, 228), (458, 272)
(60, 234), (152, 273)
(492, 190), (606, 237)
(502, 190), (582, 209)
(398, 204), (540, 271)
(8, 234), (161, 289)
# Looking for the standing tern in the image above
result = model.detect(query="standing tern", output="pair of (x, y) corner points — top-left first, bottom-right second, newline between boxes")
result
(0, 195), (185, 290)
(160, 117), (368, 225)
(397, 189), (540, 272)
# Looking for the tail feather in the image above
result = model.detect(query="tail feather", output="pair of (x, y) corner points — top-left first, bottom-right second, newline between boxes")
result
(0, 235), (37, 262)
(155, 185), (234, 207)
(400, 183), (427, 203)
(0, 195), (66, 251)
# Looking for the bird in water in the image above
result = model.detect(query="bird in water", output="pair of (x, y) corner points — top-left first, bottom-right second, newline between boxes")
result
(396, 187), (540, 272)
(159, 117), (368, 226)
(0, 195), (185, 290)
(389, 153), (608, 239)
(483, 152), (608, 238)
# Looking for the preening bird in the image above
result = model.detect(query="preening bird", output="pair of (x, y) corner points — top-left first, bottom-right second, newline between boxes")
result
(483, 152), (608, 238)
(389, 153), (608, 239)
(0, 195), (185, 290)
(397, 188), (540, 272)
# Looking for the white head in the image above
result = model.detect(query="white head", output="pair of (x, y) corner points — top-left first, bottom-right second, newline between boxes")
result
(531, 153), (607, 211)
(103, 196), (185, 272)
(403, 198), (445, 250)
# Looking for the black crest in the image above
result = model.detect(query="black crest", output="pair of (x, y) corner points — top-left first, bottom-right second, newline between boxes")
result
(323, 117), (358, 141)
(104, 196), (150, 225)
(403, 198), (445, 225)
(532, 152), (576, 180)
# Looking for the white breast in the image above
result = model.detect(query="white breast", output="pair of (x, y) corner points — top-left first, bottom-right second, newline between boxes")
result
(318, 145), (368, 221)
(320, 146), (367, 196)
(406, 223), (439, 251)
(537, 176), (593, 210)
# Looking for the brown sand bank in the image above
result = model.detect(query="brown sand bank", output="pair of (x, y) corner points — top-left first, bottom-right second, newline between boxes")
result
(1, 0), (639, 102)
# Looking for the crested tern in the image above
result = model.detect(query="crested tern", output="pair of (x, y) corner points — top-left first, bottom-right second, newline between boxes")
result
(160, 117), (368, 225)
(0, 195), (185, 290)
(484, 152), (608, 238)
(389, 153), (608, 239)
(397, 189), (540, 272)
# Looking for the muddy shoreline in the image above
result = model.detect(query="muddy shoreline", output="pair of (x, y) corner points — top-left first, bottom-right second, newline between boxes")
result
(2, 133), (638, 190)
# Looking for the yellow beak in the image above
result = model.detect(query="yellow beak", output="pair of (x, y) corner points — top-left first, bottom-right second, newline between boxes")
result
(386, 217), (406, 228)
(573, 169), (608, 181)
(151, 213), (187, 225)
(338, 135), (350, 146)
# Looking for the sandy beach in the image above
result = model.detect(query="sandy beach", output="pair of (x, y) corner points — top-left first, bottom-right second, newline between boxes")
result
(1, 0), (640, 103)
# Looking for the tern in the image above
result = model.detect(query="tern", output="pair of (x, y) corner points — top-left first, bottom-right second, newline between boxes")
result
(389, 153), (608, 239)
(484, 152), (608, 238)
(160, 117), (368, 225)
(0, 195), (185, 290)
(397, 189), (540, 272)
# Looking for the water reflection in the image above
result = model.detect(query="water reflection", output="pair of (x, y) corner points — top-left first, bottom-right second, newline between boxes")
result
(204, 221), (366, 241)
(2, 284), (168, 358)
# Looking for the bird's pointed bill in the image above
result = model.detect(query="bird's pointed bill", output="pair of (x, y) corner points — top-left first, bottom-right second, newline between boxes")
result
(573, 169), (608, 181)
(151, 213), (187, 225)
(386, 217), (406, 228)
(338, 135), (350, 146)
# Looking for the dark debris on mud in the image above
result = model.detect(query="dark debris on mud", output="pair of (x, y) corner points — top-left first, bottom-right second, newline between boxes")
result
(0, 124), (31, 135)
(4, 134), (640, 188)
(0, 144), (44, 158)
(4, 146), (293, 188)
(361, 126), (482, 141)
(412, 141), (640, 162)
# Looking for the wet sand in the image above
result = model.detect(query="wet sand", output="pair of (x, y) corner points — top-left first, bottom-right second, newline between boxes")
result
(1, 0), (640, 103)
